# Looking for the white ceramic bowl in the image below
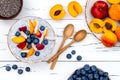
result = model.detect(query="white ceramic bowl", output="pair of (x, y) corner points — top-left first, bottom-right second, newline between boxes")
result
(7, 16), (56, 63)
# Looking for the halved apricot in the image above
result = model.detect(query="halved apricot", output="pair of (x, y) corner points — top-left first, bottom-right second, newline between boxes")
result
(49, 4), (66, 20)
(107, 0), (120, 4)
(103, 18), (117, 32)
(89, 18), (104, 33)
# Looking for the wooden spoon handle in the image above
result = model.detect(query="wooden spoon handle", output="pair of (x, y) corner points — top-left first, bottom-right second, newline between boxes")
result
(50, 37), (67, 69)
(48, 37), (66, 63)
(48, 40), (75, 63)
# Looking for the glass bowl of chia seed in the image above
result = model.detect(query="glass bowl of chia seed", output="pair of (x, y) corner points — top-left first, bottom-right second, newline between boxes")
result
(7, 16), (56, 63)
(0, 0), (23, 19)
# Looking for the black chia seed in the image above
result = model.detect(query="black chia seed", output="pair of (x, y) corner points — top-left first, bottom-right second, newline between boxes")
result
(0, 0), (22, 18)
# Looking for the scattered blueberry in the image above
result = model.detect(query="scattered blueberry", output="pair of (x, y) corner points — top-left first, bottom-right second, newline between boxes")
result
(72, 75), (77, 79)
(66, 54), (72, 59)
(99, 70), (104, 76)
(76, 55), (82, 61)
(80, 69), (86, 75)
(25, 30), (30, 35)
(25, 67), (31, 72)
(33, 38), (39, 44)
(18, 69), (23, 74)
(88, 74), (93, 80)
(26, 37), (32, 43)
(15, 31), (21, 36)
(35, 51), (40, 56)
(83, 64), (90, 71)
(6, 66), (11, 71)
(43, 39), (48, 45)
(27, 44), (32, 49)
(12, 64), (18, 70)
(21, 52), (27, 58)
(71, 50), (76, 55)
(68, 77), (73, 80)
(40, 26), (45, 31)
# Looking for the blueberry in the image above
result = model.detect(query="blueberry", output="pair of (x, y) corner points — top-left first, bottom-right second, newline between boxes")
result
(68, 77), (73, 80)
(66, 54), (72, 59)
(15, 31), (21, 36)
(40, 26), (45, 31)
(99, 70), (104, 76)
(18, 69), (23, 74)
(25, 30), (30, 35)
(33, 38), (39, 44)
(81, 76), (87, 80)
(6, 66), (11, 71)
(72, 75), (77, 79)
(103, 77), (109, 80)
(43, 39), (48, 45)
(81, 69), (86, 75)
(75, 69), (81, 75)
(26, 37), (32, 43)
(103, 72), (108, 77)
(94, 73), (99, 79)
(84, 64), (90, 71)
(88, 74), (93, 80)
(76, 77), (82, 80)
(76, 55), (82, 61)
(12, 64), (18, 70)
(35, 51), (40, 56)
(21, 52), (27, 58)
(91, 65), (97, 72)
(71, 50), (76, 55)
(30, 34), (35, 40)
(100, 77), (104, 80)
(25, 67), (31, 72)
(27, 44), (32, 49)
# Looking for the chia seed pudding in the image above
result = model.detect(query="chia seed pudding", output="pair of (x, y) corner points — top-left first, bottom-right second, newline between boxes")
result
(0, 0), (23, 19)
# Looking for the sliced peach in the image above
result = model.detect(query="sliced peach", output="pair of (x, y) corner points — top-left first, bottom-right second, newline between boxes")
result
(29, 20), (35, 34)
(101, 31), (117, 47)
(107, 0), (120, 4)
(103, 18), (117, 32)
(44, 28), (48, 37)
(12, 36), (25, 44)
(27, 47), (35, 58)
(89, 18), (104, 33)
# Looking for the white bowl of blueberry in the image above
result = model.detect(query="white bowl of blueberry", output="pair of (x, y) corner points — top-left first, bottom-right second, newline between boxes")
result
(7, 16), (56, 63)
(68, 64), (110, 80)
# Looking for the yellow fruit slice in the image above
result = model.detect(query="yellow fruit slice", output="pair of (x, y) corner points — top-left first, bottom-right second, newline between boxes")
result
(32, 19), (38, 27)
(44, 28), (48, 37)
(29, 20), (35, 34)
(27, 47), (35, 58)
(12, 36), (25, 44)
(107, 0), (120, 4)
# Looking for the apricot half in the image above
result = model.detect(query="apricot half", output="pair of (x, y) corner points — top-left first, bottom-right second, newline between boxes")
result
(107, 0), (120, 4)
(109, 4), (120, 20)
(103, 18), (117, 32)
(68, 1), (82, 17)
(49, 4), (66, 20)
(89, 18), (104, 33)
(101, 31), (117, 47)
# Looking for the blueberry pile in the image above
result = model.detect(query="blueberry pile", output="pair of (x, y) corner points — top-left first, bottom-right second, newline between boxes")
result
(66, 50), (82, 61)
(68, 64), (110, 80)
(5, 64), (31, 75)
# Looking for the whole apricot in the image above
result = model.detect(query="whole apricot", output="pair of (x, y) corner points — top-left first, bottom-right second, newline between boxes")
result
(115, 26), (120, 41)
(101, 31), (117, 47)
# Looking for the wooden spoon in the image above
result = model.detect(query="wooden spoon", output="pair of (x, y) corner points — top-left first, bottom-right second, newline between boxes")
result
(48, 29), (87, 63)
(49, 24), (74, 70)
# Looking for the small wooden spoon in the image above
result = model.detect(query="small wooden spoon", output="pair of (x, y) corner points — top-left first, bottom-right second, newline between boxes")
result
(49, 24), (74, 70)
(48, 30), (87, 63)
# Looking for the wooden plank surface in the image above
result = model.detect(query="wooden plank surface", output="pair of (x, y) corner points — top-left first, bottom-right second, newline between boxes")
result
(0, 0), (120, 80)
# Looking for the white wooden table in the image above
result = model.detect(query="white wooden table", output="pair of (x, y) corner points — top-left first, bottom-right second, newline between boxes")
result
(0, 0), (120, 80)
